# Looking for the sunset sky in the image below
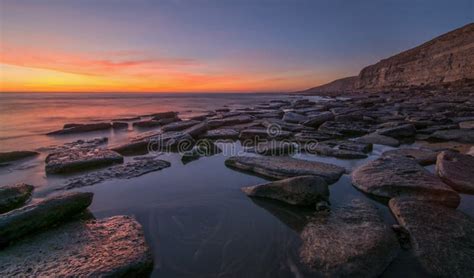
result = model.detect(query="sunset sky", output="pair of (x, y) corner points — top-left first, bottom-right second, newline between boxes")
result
(0, 0), (472, 93)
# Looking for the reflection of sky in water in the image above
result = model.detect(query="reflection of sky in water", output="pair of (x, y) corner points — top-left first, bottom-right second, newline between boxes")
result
(1, 93), (472, 277)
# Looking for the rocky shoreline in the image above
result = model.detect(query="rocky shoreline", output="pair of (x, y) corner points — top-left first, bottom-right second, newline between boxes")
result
(1, 89), (474, 276)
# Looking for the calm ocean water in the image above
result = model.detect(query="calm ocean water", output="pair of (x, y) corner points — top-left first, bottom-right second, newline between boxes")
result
(1, 93), (472, 277)
(0, 92), (300, 151)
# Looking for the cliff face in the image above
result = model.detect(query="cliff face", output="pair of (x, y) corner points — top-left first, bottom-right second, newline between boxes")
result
(302, 76), (358, 93)
(302, 23), (474, 94)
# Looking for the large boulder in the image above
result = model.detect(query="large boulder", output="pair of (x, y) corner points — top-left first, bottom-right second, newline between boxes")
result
(241, 175), (329, 207)
(383, 147), (438, 165)
(45, 149), (124, 174)
(0, 216), (153, 277)
(0, 151), (38, 164)
(436, 151), (474, 193)
(389, 198), (474, 277)
(225, 156), (345, 184)
(352, 156), (460, 208)
(47, 123), (111, 135)
(296, 199), (398, 277)
(0, 184), (34, 214)
(0, 192), (93, 245)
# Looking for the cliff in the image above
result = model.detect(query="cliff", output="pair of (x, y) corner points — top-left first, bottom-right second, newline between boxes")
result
(301, 23), (474, 94)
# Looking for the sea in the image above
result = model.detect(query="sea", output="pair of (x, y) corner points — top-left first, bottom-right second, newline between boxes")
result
(0, 92), (472, 277)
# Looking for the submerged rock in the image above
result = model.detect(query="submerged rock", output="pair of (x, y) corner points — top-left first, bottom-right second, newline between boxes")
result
(352, 156), (460, 207)
(45, 149), (123, 174)
(242, 175), (329, 207)
(225, 156), (345, 184)
(383, 147), (438, 165)
(389, 198), (474, 277)
(298, 199), (399, 277)
(0, 151), (38, 163)
(47, 123), (111, 135)
(181, 140), (222, 164)
(436, 151), (474, 193)
(0, 215), (153, 277)
(354, 133), (400, 147)
(62, 156), (171, 189)
(0, 192), (93, 246)
(0, 184), (34, 214)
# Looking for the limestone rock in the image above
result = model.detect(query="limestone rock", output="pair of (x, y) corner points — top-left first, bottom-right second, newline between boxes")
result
(383, 148), (438, 165)
(225, 156), (345, 184)
(45, 149), (123, 174)
(241, 175), (329, 206)
(0, 151), (38, 164)
(0, 184), (34, 214)
(0, 216), (153, 277)
(0, 192), (93, 245)
(376, 123), (416, 138)
(352, 155), (460, 207)
(389, 198), (474, 277)
(436, 151), (474, 193)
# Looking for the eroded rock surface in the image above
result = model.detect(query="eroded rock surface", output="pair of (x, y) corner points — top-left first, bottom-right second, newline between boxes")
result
(0, 192), (93, 245)
(299, 199), (399, 277)
(63, 157), (171, 189)
(225, 156), (345, 184)
(0, 216), (153, 277)
(436, 151), (474, 193)
(389, 198), (474, 277)
(352, 155), (460, 207)
(45, 149), (123, 174)
(383, 147), (438, 165)
(0, 184), (34, 214)
(242, 175), (329, 207)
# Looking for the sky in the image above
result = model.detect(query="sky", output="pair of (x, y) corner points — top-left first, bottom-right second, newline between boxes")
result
(0, 0), (472, 93)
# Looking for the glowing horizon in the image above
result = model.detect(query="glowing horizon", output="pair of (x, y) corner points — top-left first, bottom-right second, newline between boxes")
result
(1, 0), (471, 93)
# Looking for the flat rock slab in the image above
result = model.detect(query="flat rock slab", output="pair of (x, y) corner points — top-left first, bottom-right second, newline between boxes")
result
(389, 198), (474, 277)
(302, 112), (334, 127)
(38, 137), (108, 153)
(376, 123), (416, 138)
(161, 120), (201, 132)
(63, 157), (171, 189)
(303, 143), (367, 159)
(207, 115), (253, 128)
(436, 151), (474, 193)
(0, 151), (38, 163)
(0, 216), (153, 277)
(201, 129), (239, 140)
(283, 112), (308, 123)
(225, 156), (345, 184)
(354, 133), (400, 147)
(352, 156), (460, 207)
(0, 192), (93, 245)
(45, 149), (124, 174)
(428, 129), (474, 143)
(0, 184), (34, 214)
(299, 199), (399, 277)
(383, 148), (438, 165)
(47, 123), (111, 135)
(319, 121), (372, 137)
(239, 128), (291, 140)
(242, 175), (329, 207)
